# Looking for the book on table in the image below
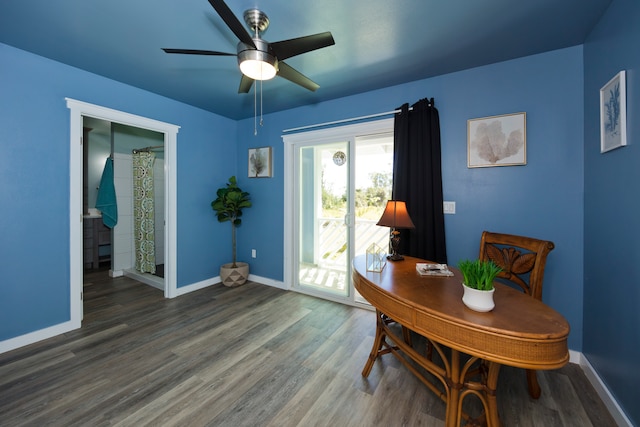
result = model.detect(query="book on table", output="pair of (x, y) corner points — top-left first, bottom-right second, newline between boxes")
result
(416, 263), (454, 276)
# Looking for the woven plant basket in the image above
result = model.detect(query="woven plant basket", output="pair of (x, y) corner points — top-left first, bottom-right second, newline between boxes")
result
(220, 262), (249, 287)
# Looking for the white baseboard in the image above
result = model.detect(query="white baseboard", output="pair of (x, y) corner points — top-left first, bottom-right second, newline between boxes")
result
(0, 320), (77, 354)
(110, 269), (124, 278)
(173, 273), (286, 296)
(173, 274), (285, 297)
(173, 276), (220, 297)
(569, 349), (585, 364)
(576, 351), (633, 427)
(249, 273), (286, 290)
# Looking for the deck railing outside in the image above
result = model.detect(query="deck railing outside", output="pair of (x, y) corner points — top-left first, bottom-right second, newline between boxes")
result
(299, 218), (389, 296)
(316, 217), (389, 269)
(298, 217), (389, 295)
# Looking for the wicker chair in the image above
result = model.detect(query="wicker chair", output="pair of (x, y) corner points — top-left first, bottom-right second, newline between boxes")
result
(479, 231), (555, 399)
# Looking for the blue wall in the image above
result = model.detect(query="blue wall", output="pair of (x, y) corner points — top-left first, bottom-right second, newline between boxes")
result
(583, 0), (639, 424)
(237, 46), (585, 351)
(0, 42), (236, 339)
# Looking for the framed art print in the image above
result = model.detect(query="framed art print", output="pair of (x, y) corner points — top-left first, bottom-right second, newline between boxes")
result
(468, 112), (526, 168)
(248, 146), (272, 178)
(600, 71), (627, 153)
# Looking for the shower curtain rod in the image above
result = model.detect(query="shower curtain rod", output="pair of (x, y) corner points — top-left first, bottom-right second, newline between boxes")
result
(132, 145), (164, 153)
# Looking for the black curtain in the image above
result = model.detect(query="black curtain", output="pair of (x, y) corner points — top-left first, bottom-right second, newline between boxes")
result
(392, 98), (447, 263)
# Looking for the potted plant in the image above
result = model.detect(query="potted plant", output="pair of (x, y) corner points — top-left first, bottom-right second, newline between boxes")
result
(457, 259), (502, 312)
(211, 176), (252, 287)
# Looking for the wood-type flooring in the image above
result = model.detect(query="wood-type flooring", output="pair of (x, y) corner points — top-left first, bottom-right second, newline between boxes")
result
(0, 270), (617, 426)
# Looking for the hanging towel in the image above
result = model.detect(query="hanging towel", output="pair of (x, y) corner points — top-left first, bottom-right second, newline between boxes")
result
(95, 157), (118, 228)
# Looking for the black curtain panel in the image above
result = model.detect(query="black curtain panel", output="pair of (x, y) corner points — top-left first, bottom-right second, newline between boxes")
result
(392, 98), (447, 263)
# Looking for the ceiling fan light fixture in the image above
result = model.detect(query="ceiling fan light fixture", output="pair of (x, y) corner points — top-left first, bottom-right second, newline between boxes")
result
(238, 49), (277, 81)
(164, 2), (333, 93)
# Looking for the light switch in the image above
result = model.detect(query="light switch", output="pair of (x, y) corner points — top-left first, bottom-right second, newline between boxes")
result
(443, 201), (456, 214)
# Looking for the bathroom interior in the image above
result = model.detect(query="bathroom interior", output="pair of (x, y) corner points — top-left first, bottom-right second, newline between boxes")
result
(83, 116), (165, 290)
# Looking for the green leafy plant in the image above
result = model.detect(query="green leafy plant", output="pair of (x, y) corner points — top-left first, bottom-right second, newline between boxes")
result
(211, 176), (252, 268)
(457, 259), (502, 291)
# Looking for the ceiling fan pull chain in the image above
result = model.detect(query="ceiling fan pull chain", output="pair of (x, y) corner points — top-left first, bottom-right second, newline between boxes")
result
(260, 79), (264, 127)
(254, 79), (258, 135)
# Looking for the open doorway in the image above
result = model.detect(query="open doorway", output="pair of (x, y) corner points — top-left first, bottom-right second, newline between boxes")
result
(82, 117), (166, 290)
(67, 98), (179, 327)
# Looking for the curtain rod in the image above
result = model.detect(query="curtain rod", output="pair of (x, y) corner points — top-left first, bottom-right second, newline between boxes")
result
(282, 97), (434, 134)
(132, 145), (164, 153)
(282, 109), (405, 134)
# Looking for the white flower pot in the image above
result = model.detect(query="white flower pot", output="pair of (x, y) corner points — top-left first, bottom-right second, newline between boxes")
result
(220, 262), (249, 287)
(462, 283), (495, 312)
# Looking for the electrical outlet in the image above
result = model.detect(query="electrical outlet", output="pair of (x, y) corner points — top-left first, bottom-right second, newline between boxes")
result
(443, 201), (456, 214)
(251, 249), (257, 258)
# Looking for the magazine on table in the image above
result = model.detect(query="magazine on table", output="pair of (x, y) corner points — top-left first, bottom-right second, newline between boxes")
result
(416, 263), (454, 277)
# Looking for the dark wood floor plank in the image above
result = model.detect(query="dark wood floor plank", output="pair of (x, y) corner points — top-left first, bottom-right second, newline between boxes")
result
(0, 271), (618, 427)
(297, 373), (375, 427)
(540, 368), (595, 426)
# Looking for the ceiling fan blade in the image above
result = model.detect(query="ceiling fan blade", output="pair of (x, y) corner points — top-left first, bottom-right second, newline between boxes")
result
(238, 75), (254, 93)
(162, 48), (235, 56)
(270, 32), (335, 61)
(208, 0), (256, 49)
(277, 61), (320, 92)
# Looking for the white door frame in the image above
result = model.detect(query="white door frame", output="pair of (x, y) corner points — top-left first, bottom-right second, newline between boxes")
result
(67, 98), (180, 329)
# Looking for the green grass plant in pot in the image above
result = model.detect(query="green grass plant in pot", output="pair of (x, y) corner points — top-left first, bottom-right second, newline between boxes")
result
(457, 259), (502, 312)
(211, 176), (252, 287)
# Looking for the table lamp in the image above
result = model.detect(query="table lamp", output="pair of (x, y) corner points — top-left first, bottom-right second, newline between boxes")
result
(376, 200), (415, 261)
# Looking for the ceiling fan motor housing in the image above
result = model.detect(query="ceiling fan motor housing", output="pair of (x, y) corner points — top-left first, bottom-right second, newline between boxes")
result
(243, 9), (270, 35)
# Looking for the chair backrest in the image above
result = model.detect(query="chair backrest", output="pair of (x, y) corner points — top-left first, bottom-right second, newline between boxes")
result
(478, 231), (555, 301)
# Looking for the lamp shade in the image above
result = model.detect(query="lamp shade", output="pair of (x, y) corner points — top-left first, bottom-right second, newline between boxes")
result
(376, 200), (415, 229)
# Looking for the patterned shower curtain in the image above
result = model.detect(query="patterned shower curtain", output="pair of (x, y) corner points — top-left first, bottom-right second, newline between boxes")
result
(133, 151), (156, 274)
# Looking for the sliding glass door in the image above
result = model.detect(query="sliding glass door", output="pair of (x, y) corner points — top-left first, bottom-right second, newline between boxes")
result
(297, 141), (350, 297)
(283, 119), (394, 305)
(352, 133), (394, 303)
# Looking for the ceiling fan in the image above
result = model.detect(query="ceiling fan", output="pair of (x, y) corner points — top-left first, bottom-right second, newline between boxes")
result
(163, 0), (335, 94)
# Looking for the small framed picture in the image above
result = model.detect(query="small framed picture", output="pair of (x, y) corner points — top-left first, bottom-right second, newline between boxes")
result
(468, 112), (526, 168)
(600, 71), (627, 153)
(248, 146), (272, 178)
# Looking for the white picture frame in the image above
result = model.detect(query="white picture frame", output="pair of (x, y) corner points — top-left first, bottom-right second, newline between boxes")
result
(600, 71), (627, 153)
(467, 112), (527, 168)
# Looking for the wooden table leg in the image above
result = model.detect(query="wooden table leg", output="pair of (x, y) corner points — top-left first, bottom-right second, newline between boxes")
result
(360, 313), (504, 427)
(455, 358), (503, 427)
(446, 349), (462, 427)
(526, 368), (541, 399)
(484, 361), (502, 427)
(361, 310), (386, 377)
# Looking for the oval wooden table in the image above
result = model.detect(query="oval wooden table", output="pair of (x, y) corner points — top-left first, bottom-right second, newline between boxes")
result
(352, 255), (570, 427)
